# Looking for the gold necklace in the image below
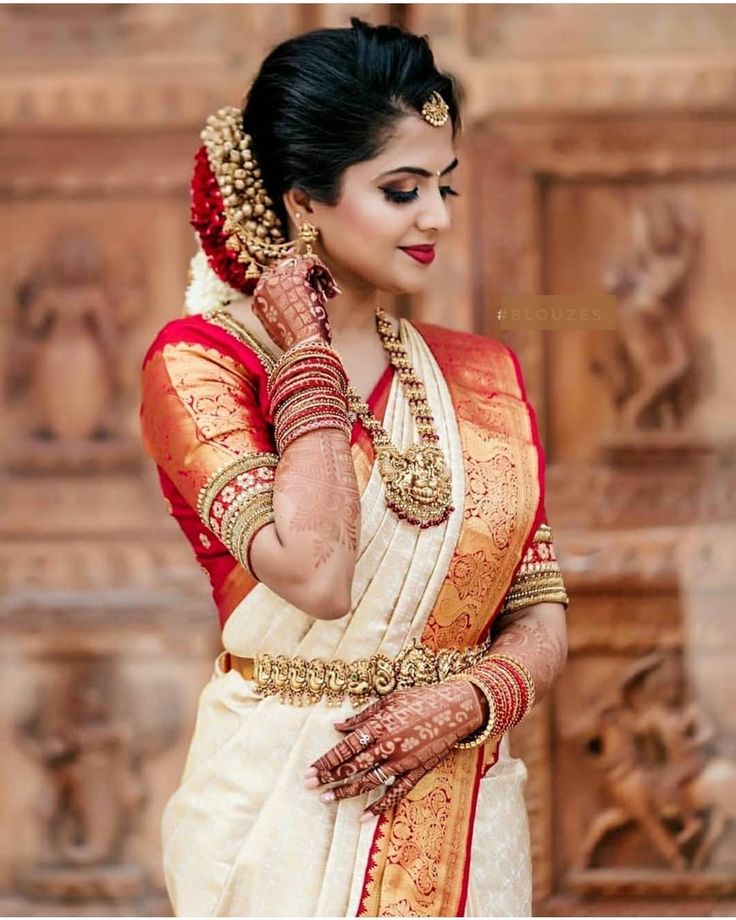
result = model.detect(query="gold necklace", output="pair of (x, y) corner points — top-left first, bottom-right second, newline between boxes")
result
(342, 306), (454, 529)
(203, 305), (454, 528)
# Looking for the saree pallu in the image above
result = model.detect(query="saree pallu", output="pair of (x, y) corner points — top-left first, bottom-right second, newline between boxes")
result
(160, 319), (541, 917)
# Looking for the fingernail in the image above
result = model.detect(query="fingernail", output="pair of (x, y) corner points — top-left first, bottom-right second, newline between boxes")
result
(304, 776), (320, 789)
(304, 766), (318, 778)
(320, 791), (335, 803)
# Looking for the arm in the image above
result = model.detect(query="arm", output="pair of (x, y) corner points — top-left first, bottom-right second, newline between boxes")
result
(450, 519), (570, 744)
(484, 601), (568, 705)
(140, 339), (357, 620)
(247, 253), (359, 617)
(249, 426), (359, 618)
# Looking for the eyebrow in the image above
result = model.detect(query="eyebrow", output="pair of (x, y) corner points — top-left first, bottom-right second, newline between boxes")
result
(375, 157), (459, 180)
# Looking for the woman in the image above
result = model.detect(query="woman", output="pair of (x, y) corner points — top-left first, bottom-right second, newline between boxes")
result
(140, 18), (569, 918)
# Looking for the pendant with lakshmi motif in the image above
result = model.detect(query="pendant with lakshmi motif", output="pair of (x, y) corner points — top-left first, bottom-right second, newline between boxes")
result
(375, 441), (454, 528)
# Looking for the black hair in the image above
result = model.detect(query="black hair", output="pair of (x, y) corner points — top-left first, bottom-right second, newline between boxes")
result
(241, 17), (463, 232)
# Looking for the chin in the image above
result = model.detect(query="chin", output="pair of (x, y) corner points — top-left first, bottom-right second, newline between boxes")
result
(374, 272), (430, 297)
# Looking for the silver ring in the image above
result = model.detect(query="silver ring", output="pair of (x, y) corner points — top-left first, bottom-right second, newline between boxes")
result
(357, 729), (372, 748)
(370, 765), (394, 786)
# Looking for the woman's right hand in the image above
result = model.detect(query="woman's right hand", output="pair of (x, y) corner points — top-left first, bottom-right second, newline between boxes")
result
(252, 253), (341, 350)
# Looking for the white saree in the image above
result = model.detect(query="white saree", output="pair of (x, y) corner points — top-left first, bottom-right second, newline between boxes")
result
(160, 320), (533, 917)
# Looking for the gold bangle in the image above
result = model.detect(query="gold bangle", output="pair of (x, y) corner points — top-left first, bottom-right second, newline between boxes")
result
(444, 673), (498, 749)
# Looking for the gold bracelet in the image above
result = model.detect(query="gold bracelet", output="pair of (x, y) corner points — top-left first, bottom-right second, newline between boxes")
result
(444, 673), (498, 749)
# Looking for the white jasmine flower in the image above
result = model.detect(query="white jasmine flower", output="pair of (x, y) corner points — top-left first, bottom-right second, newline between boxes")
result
(184, 247), (240, 315)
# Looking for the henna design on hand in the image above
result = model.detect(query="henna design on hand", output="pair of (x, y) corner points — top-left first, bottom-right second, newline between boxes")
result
(489, 602), (568, 704)
(307, 681), (484, 810)
(252, 254), (341, 351)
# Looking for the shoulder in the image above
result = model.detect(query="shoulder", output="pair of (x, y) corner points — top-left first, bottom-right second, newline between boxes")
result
(141, 314), (267, 381)
(411, 319), (526, 399)
(412, 319), (512, 361)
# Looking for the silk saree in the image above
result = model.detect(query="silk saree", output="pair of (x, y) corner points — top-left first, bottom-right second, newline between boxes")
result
(139, 310), (568, 916)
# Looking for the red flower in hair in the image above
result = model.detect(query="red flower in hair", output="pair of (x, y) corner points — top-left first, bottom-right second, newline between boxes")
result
(189, 145), (257, 296)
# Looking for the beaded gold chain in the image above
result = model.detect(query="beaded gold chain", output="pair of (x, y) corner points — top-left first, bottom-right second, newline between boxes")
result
(342, 306), (454, 528)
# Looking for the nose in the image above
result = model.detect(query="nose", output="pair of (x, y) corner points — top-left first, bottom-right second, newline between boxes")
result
(416, 187), (451, 234)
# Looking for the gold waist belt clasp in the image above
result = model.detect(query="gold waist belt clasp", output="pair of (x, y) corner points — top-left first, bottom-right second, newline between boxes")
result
(224, 635), (494, 707)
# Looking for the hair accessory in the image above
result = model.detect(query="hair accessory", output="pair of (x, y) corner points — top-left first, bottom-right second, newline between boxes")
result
(421, 90), (449, 128)
(196, 106), (298, 287)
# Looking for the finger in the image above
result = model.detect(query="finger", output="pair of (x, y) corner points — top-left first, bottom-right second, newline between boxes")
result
(309, 728), (379, 786)
(362, 763), (428, 819)
(323, 764), (394, 803)
(308, 263), (341, 299)
(334, 698), (383, 730)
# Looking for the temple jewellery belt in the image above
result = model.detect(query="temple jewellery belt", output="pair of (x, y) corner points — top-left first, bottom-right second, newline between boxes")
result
(216, 634), (494, 709)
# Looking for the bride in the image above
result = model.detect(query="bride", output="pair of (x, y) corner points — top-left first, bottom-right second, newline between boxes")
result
(140, 17), (569, 917)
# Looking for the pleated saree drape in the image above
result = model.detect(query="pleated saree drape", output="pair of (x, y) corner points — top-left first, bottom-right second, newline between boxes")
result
(160, 318), (541, 917)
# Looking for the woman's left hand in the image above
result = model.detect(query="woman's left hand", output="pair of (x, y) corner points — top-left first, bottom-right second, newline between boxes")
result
(303, 680), (488, 821)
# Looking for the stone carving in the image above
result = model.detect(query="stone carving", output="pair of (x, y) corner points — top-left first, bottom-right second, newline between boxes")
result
(569, 650), (734, 872)
(15, 659), (181, 899)
(594, 195), (700, 432)
(5, 228), (144, 471)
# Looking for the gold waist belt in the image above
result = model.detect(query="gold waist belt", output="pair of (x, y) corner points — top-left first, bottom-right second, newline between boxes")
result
(218, 635), (494, 707)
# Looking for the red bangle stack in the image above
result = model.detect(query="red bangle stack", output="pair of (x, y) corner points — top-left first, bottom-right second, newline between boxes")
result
(267, 339), (352, 454)
(446, 653), (536, 749)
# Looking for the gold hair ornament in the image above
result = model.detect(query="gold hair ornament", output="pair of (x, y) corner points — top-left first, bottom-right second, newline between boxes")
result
(200, 106), (303, 283)
(421, 90), (449, 128)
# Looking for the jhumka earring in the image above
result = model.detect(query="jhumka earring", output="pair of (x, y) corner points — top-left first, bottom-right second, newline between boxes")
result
(296, 221), (319, 256)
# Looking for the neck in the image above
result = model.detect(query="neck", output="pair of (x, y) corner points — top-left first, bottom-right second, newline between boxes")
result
(310, 249), (388, 342)
(325, 290), (382, 342)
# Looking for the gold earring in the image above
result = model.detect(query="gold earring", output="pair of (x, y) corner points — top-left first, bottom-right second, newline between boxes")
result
(297, 221), (319, 256)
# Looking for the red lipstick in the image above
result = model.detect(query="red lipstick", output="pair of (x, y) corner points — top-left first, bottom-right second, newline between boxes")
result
(399, 245), (436, 265)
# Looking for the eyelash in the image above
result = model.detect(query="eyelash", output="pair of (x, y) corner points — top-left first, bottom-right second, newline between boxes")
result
(381, 186), (460, 205)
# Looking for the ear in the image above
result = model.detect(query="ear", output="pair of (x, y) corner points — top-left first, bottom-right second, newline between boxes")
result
(282, 187), (314, 231)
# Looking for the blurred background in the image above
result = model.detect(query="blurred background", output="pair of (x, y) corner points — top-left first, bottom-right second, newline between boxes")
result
(0, 3), (735, 915)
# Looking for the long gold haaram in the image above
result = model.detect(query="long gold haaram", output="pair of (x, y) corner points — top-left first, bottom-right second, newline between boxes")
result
(343, 306), (454, 528)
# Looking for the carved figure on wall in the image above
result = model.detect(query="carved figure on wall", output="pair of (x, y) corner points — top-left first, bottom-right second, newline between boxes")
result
(16, 660), (181, 879)
(5, 228), (144, 469)
(570, 655), (688, 871)
(594, 195), (699, 432)
(635, 652), (736, 870)
(570, 650), (734, 873)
